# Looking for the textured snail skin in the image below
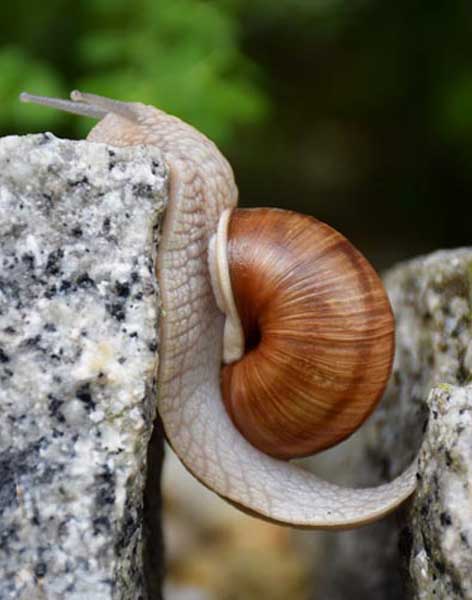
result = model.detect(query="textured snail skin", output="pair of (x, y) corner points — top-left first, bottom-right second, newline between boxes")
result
(20, 92), (417, 528)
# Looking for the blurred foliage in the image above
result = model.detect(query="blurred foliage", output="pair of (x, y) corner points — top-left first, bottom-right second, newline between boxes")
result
(1, 0), (472, 265)
(0, 0), (267, 141)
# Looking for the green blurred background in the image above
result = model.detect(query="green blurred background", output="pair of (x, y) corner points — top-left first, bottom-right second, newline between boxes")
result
(3, 0), (472, 269)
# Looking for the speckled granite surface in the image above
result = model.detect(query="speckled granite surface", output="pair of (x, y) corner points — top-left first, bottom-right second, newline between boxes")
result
(297, 249), (472, 599)
(0, 134), (167, 599)
(409, 383), (472, 599)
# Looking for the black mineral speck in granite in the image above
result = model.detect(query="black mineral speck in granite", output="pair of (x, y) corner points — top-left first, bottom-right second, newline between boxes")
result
(0, 368), (13, 381)
(93, 516), (111, 536)
(71, 225), (83, 237)
(0, 347), (10, 363)
(45, 248), (64, 276)
(440, 512), (452, 526)
(68, 176), (89, 188)
(34, 562), (47, 578)
(106, 302), (126, 321)
(59, 279), (72, 293)
(21, 252), (35, 269)
(76, 272), (96, 289)
(22, 334), (42, 350)
(108, 149), (116, 170)
(44, 284), (57, 299)
(48, 394), (65, 423)
(420, 502), (429, 517)
(95, 466), (116, 507)
(445, 450), (453, 467)
(102, 217), (111, 235)
(114, 280), (131, 298)
(31, 506), (40, 526)
(132, 183), (154, 198)
(76, 383), (96, 411)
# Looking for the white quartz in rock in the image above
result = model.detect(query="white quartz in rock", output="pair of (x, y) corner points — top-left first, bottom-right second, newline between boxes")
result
(0, 134), (167, 600)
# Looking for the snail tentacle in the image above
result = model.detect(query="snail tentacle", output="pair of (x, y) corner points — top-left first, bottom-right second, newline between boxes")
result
(20, 92), (108, 120)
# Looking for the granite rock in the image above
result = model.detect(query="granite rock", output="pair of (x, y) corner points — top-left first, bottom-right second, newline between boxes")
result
(297, 249), (472, 599)
(0, 134), (167, 599)
(409, 383), (472, 599)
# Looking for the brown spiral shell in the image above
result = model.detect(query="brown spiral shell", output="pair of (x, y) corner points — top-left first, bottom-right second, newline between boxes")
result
(221, 208), (395, 460)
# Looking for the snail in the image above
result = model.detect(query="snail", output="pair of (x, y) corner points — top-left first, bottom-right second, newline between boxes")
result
(20, 91), (417, 528)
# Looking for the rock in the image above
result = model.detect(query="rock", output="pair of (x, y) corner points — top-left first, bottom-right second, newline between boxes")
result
(297, 249), (472, 599)
(409, 384), (472, 599)
(0, 134), (167, 599)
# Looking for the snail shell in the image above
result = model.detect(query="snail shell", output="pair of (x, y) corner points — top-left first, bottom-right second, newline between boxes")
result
(219, 208), (395, 459)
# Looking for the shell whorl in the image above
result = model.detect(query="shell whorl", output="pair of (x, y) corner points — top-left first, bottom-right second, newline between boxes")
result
(221, 208), (395, 459)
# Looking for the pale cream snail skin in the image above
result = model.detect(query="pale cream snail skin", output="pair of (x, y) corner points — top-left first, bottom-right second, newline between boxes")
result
(20, 91), (417, 529)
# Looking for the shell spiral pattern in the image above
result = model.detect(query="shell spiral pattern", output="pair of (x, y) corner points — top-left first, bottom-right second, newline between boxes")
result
(222, 208), (395, 459)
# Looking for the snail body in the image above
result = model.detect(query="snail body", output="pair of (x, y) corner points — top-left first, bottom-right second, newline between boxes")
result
(20, 91), (416, 528)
